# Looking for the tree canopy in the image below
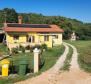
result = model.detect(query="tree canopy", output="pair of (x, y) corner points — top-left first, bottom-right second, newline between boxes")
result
(0, 8), (18, 23)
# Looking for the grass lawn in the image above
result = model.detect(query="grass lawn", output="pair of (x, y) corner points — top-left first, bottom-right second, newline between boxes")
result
(65, 40), (91, 72)
(0, 43), (65, 84)
(0, 43), (9, 55)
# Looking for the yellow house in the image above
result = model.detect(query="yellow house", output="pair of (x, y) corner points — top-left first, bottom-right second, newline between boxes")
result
(4, 17), (63, 49)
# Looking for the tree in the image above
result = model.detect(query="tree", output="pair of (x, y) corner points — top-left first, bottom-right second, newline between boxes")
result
(3, 8), (18, 23)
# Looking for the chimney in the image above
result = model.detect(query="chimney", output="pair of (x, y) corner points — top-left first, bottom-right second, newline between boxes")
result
(4, 23), (7, 28)
(18, 16), (22, 24)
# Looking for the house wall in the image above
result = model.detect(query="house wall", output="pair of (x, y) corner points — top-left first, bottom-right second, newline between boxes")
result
(6, 34), (14, 43)
(28, 33), (53, 47)
(19, 35), (26, 43)
(6, 32), (53, 48)
(6, 34), (26, 43)
(39, 35), (52, 47)
(6, 32), (62, 48)
(53, 33), (62, 46)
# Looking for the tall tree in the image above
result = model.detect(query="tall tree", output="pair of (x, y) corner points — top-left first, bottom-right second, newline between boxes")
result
(3, 8), (18, 23)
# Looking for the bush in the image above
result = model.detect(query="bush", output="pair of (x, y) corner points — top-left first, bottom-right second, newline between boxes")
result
(12, 48), (18, 54)
(25, 45), (30, 50)
(35, 45), (41, 49)
(41, 44), (47, 50)
(79, 35), (91, 40)
(47, 48), (53, 52)
(21, 47), (25, 53)
(19, 45), (25, 53)
(30, 46), (34, 52)
(19, 45), (22, 51)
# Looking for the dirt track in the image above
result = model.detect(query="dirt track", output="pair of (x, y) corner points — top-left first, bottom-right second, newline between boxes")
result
(16, 43), (91, 84)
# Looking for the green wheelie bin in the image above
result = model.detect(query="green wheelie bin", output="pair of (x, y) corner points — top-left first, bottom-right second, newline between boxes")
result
(18, 60), (28, 76)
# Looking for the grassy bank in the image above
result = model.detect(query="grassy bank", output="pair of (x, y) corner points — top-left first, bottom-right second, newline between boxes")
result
(65, 40), (91, 72)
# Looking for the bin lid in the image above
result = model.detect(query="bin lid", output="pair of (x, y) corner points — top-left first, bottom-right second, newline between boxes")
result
(0, 59), (10, 65)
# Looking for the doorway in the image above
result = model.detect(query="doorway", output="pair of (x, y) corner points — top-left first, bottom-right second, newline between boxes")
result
(0, 33), (5, 43)
(27, 35), (35, 43)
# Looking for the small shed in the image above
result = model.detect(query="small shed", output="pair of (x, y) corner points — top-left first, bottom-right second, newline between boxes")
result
(70, 31), (76, 41)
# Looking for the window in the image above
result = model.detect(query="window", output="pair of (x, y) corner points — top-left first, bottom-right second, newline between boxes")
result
(13, 35), (19, 40)
(28, 36), (35, 43)
(44, 35), (49, 41)
(28, 37), (31, 42)
(52, 35), (58, 39)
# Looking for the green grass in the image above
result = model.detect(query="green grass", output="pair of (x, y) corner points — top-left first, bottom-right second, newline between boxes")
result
(40, 45), (65, 72)
(0, 44), (65, 83)
(9, 53), (33, 66)
(61, 46), (73, 71)
(0, 76), (31, 84)
(0, 43), (9, 55)
(65, 40), (91, 72)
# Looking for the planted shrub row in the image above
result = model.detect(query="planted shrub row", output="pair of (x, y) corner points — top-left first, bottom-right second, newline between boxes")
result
(11, 44), (48, 54)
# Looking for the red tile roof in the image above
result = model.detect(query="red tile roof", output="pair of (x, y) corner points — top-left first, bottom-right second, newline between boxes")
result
(4, 23), (64, 33)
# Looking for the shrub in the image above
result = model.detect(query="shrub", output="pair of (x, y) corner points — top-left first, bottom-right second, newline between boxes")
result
(41, 44), (47, 50)
(19, 45), (25, 53)
(12, 48), (18, 54)
(47, 48), (53, 52)
(35, 45), (41, 49)
(30, 46), (34, 52)
(80, 35), (91, 40)
(21, 47), (25, 53)
(25, 45), (30, 50)
(18, 45), (22, 51)
(39, 58), (45, 69)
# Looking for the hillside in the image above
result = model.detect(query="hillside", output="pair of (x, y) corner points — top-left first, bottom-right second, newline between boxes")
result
(0, 8), (91, 40)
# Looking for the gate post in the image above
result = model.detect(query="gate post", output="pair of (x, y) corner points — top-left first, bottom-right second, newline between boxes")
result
(33, 48), (40, 73)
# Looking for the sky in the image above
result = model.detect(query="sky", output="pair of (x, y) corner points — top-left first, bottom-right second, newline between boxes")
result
(0, 0), (91, 23)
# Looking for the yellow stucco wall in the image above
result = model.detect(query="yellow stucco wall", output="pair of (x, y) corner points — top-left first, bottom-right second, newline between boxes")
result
(53, 33), (62, 46)
(6, 32), (62, 48)
(6, 34), (14, 43)
(44, 35), (52, 47)
(19, 35), (26, 43)
(6, 34), (26, 43)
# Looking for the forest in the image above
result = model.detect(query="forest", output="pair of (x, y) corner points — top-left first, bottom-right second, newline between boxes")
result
(0, 8), (91, 40)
